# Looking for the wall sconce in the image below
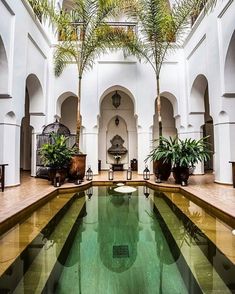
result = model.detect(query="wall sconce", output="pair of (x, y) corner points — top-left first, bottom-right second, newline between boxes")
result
(115, 116), (119, 126)
(112, 91), (121, 108)
(144, 186), (150, 198)
(143, 165), (150, 180)
(86, 186), (93, 200)
(108, 166), (114, 180)
(86, 166), (93, 181)
(126, 166), (132, 180)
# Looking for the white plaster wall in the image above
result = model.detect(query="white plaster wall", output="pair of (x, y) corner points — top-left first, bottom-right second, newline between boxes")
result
(0, 0), (51, 185)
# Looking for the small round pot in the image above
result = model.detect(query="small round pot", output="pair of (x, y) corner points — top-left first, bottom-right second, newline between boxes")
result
(153, 159), (172, 181)
(172, 166), (190, 185)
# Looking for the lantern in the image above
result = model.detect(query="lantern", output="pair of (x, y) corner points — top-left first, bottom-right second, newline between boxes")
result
(143, 165), (150, 180)
(86, 186), (93, 200)
(112, 91), (121, 108)
(115, 116), (119, 126)
(143, 186), (150, 198)
(108, 166), (114, 180)
(126, 166), (132, 180)
(53, 172), (61, 187)
(86, 166), (93, 181)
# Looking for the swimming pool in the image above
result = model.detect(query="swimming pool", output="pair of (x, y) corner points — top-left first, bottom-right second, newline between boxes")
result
(0, 185), (234, 293)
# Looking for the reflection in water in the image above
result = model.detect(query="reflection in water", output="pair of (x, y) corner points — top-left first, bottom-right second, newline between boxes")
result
(98, 188), (139, 273)
(55, 187), (188, 294)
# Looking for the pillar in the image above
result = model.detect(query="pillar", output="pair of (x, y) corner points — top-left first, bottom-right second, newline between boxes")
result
(214, 122), (235, 184)
(82, 127), (99, 174)
(137, 127), (152, 174)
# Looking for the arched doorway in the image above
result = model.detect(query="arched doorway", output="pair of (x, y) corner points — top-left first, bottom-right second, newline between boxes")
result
(20, 74), (43, 173)
(202, 86), (214, 171)
(98, 87), (137, 170)
(224, 31), (235, 95)
(153, 95), (177, 140)
(20, 88), (33, 171)
(0, 35), (8, 95)
(190, 74), (214, 172)
(60, 95), (78, 134)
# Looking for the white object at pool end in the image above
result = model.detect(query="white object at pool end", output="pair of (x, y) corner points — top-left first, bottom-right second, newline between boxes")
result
(116, 183), (125, 186)
(114, 186), (137, 193)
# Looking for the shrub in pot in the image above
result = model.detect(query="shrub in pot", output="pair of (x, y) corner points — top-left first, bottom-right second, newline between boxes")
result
(171, 137), (211, 185)
(40, 133), (74, 185)
(146, 137), (177, 181)
(146, 136), (210, 185)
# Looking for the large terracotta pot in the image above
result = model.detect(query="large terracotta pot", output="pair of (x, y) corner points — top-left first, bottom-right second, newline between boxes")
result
(153, 159), (172, 181)
(68, 154), (87, 180)
(172, 166), (189, 185)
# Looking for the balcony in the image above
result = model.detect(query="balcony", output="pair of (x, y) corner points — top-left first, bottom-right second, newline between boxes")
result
(58, 21), (137, 42)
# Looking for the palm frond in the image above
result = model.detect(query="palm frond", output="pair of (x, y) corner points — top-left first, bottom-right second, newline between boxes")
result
(54, 43), (78, 76)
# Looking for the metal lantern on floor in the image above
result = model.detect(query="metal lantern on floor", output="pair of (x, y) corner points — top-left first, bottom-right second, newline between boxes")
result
(143, 165), (150, 180)
(108, 166), (114, 180)
(86, 166), (93, 181)
(53, 172), (61, 187)
(127, 166), (132, 180)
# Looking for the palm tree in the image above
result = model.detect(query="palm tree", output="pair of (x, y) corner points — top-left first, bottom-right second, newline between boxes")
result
(124, 0), (217, 138)
(28, 0), (130, 147)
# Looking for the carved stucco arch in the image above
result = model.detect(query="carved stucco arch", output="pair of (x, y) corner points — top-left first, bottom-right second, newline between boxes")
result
(99, 85), (137, 117)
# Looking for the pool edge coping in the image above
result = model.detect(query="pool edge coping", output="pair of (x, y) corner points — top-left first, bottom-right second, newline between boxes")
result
(0, 180), (234, 236)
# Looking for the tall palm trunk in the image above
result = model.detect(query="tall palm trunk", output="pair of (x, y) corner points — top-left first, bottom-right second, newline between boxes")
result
(156, 74), (162, 138)
(76, 76), (82, 146)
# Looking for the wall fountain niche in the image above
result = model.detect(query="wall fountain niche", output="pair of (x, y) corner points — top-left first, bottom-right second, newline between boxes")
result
(108, 135), (127, 171)
(99, 87), (137, 170)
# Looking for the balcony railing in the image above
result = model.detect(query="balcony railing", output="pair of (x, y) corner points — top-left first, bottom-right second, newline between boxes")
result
(58, 21), (137, 41)
(191, 1), (206, 26)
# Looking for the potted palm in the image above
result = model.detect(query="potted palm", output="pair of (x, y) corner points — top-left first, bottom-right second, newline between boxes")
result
(40, 133), (74, 185)
(123, 0), (216, 179)
(28, 0), (133, 180)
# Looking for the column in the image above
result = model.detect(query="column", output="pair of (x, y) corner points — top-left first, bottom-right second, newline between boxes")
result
(0, 123), (21, 186)
(137, 127), (152, 174)
(30, 114), (46, 177)
(214, 122), (235, 184)
(83, 127), (99, 174)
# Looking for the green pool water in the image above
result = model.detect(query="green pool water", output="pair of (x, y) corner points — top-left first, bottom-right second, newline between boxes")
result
(0, 186), (234, 294)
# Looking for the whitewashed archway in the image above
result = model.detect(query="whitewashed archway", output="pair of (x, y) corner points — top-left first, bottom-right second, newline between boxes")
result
(98, 87), (137, 170)
(0, 36), (9, 95)
(26, 74), (44, 114)
(224, 31), (235, 96)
